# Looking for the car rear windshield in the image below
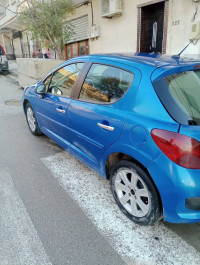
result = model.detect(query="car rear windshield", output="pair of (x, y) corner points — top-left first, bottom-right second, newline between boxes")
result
(153, 70), (200, 125)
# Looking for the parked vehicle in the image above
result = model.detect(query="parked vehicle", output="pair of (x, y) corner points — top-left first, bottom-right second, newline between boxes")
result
(22, 53), (200, 226)
(0, 44), (9, 74)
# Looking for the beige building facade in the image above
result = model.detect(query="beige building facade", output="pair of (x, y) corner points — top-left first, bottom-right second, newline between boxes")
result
(0, 0), (26, 58)
(70, 0), (200, 58)
(1, 0), (200, 59)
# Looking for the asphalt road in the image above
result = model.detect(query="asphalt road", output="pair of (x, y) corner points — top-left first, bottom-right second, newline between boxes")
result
(1, 73), (200, 265)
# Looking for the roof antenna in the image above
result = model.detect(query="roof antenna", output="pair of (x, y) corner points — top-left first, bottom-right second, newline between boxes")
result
(172, 31), (200, 59)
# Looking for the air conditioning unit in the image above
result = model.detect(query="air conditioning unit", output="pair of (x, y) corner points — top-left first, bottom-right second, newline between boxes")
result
(90, 26), (100, 38)
(101, 0), (122, 18)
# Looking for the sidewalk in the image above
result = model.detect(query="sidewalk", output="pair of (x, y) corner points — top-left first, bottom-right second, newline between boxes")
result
(8, 60), (18, 77)
(3, 60), (20, 87)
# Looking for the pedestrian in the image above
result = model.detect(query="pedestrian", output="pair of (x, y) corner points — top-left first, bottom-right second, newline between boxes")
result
(31, 50), (37, 58)
(37, 49), (43, 58)
(43, 53), (49, 59)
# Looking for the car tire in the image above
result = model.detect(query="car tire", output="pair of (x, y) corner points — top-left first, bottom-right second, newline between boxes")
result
(25, 102), (42, 135)
(110, 160), (162, 226)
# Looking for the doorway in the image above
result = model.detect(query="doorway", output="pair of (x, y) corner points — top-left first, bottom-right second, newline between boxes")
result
(140, 2), (165, 53)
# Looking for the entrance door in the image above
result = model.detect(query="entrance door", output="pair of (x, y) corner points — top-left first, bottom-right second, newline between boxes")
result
(140, 2), (164, 53)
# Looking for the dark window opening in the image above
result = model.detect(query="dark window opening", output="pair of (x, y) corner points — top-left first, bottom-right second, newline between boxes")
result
(140, 2), (165, 53)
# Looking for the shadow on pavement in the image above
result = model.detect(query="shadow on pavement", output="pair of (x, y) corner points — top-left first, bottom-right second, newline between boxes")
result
(164, 221), (200, 252)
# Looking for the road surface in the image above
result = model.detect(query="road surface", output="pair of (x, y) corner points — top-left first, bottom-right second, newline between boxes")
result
(1, 73), (200, 265)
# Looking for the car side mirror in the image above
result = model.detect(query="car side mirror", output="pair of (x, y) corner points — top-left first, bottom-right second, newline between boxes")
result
(36, 84), (46, 98)
(49, 86), (63, 96)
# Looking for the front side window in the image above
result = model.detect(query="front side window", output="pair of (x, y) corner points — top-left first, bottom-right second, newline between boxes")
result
(48, 63), (84, 97)
(43, 75), (52, 91)
(79, 64), (134, 103)
(153, 70), (200, 125)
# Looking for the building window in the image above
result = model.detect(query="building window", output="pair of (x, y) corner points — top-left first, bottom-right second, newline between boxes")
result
(65, 15), (89, 60)
(65, 40), (89, 60)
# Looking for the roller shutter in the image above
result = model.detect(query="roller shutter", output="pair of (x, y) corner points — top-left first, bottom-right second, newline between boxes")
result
(68, 15), (88, 44)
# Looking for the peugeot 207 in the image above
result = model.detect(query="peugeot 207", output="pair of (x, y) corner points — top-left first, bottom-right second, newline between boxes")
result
(22, 53), (200, 225)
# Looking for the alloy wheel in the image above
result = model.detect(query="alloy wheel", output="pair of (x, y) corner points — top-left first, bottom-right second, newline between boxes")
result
(27, 107), (36, 132)
(114, 168), (150, 217)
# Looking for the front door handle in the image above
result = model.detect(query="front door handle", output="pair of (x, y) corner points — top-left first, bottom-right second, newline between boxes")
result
(56, 108), (65, 114)
(97, 123), (114, 131)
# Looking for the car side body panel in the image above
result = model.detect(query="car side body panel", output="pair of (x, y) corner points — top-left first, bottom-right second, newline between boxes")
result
(148, 154), (200, 223)
(66, 59), (142, 171)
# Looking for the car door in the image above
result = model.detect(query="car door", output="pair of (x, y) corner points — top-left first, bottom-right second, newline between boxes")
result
(67, 60), (141, 171)
(35, 62), (84, 146)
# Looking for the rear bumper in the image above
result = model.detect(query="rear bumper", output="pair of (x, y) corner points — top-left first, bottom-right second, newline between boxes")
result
(186, 197), (200, 211)
(148, 154), (200, 223)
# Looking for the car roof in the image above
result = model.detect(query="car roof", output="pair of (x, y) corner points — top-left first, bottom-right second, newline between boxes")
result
(77, 52), (199, 77)
(87, 52), (200, 67)
(52, 53), (200, 83)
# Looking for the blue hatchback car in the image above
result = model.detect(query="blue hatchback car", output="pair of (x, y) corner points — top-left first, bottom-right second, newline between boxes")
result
(23, 53), (200, 226)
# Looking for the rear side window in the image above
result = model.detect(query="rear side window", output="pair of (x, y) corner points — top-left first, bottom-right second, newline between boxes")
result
(79, 64), (134, 103)
(153, 70), (200, 125)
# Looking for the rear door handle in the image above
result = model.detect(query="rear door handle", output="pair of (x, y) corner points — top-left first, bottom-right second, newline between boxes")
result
(97, 123), (114, 131)
(56, 108), (65, 114)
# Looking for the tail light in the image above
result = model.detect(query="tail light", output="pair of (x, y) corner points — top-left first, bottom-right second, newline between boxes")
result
(151, 129), (200, 169)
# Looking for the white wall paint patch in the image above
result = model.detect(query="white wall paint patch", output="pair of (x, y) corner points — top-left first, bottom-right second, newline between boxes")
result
(42, 152), (200, 265)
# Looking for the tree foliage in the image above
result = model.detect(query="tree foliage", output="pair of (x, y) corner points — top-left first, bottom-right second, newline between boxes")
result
(19, 0), (75, 59)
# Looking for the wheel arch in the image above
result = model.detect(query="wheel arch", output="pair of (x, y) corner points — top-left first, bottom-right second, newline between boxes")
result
(23, 99), (29, 112)
(105, 152), (151, 180)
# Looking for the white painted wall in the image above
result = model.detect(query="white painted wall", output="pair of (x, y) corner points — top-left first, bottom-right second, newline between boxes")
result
(1, 0), (199, 58)
(71, 0), (200, 56)
(17, 58), (64, 87)
(0, 6), (17, 27)
(13, 38), (22, 57)
(90, 0), (142, 54)
(69, 0), (140, 54)
(167, 0), (200, 56)
(0, 34), (3, 45)
(3, 34), (12, 53)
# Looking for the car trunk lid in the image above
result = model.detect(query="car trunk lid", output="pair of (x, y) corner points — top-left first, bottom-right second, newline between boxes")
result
(179, 125), (200, 142)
